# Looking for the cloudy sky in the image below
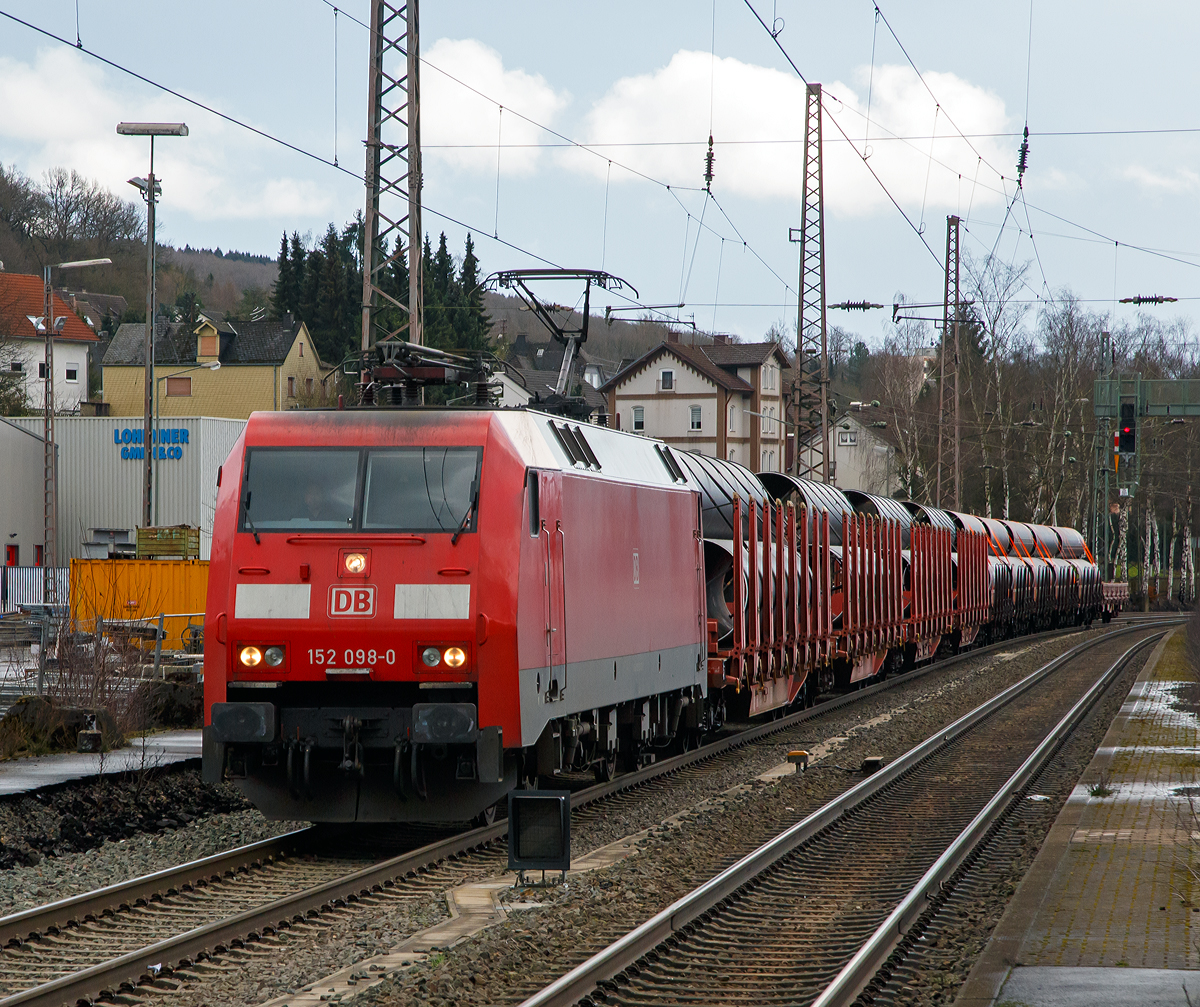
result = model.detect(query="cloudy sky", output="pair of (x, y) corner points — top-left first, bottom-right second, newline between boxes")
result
(3, 1), (1200, 343)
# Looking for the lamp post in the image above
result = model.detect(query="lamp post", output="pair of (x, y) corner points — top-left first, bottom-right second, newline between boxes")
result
(153, 360), (219, 524)
(117, 121), (188, 528)
(39, 257), (111, 606)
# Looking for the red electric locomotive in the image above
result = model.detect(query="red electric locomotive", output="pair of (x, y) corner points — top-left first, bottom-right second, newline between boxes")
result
(203, 408), (707, 822)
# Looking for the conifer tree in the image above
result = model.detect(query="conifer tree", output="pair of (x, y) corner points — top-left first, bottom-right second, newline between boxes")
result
(272, 231), (292, 316)
(456, 233), (492, 351)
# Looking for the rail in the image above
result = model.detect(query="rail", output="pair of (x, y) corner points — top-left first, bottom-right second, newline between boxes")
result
(0, 617), (1172, 1007)
(809, 632), (1162, 1007)
(514, 618), (1182, 1007)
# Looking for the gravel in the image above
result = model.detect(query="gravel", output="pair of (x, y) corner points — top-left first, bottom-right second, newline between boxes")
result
(134, 628), (1124, 1007)
(0, 769), (303, 914)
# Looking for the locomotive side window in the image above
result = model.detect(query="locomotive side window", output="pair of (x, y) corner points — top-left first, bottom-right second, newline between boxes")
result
(240, 449), (359, 530)
(528, 470), (540, 536)
(362, 447), (481, 532)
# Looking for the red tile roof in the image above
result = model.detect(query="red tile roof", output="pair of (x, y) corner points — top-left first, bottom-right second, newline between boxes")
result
(0, 273), (97, 343)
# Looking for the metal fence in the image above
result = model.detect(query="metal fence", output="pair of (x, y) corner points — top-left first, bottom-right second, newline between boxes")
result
(1, 567), (69, 613)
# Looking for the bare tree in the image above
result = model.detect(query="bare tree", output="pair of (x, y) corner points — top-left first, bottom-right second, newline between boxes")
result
(964, 252), (1030, 518)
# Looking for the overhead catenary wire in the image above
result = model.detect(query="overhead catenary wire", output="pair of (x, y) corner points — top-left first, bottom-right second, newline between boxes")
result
(0, 5), (705, 329)
(601, 159), (612, 270)
(494, 106), (503, 238)
(332, 4), (338, 167)
(742, 0), (942, 267)
(307, 0), (795, 310)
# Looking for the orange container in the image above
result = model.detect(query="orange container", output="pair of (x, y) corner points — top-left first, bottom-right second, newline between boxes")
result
(69, 558), (209, 651)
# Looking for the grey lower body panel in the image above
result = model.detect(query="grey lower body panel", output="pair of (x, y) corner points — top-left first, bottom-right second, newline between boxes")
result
(518, 641), (705, 748)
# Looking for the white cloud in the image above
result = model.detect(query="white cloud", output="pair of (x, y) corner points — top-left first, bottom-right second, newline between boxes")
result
(572, 51), (1013, 216)
(0, 48), (336, 225)
(422, 38), (570, 176)
(1121, 164), (1200, 194)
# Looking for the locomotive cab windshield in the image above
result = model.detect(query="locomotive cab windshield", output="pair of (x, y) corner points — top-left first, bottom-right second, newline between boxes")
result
(238, 445), (482, 533)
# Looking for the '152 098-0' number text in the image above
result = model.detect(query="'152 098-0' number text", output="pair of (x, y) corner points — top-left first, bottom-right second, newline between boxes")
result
(309, 648), (396, 666)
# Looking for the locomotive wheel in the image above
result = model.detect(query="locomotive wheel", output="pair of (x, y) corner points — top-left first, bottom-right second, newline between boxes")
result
(593, 751), (617, 782)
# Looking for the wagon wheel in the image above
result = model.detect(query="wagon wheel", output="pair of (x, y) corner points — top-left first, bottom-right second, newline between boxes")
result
(473, 802), (499, 828)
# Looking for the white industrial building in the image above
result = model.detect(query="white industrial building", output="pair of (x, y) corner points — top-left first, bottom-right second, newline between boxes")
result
(0, 418), (48, 568)
(5, 416), (245, 562)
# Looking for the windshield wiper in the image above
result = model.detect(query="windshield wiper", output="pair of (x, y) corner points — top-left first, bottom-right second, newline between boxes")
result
(241, 491), (261, 545)
(451, 483), (479, 546)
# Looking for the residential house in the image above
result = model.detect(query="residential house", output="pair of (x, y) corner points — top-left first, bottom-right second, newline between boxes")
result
(599, 336), (791, 471)
(102, 312), (335, 419)
(0, 271), (98, 412)
(796, 410), (898, 496)
(506, 333), (613, 390)
(496, 361), (608, 422)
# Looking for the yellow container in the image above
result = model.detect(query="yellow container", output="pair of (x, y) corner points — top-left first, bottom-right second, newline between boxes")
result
(69, 559), (209, 651)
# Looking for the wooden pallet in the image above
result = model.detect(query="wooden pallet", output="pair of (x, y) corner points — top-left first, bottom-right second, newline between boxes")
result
(135, 526), (200, 560)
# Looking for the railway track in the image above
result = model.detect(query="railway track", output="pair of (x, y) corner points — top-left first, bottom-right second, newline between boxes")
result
(514, 622), (1175, 1007)
(0, 617), (1170, 1007)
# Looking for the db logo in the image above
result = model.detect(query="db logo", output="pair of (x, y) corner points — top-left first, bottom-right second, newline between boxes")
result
(329, 585), (376, 618)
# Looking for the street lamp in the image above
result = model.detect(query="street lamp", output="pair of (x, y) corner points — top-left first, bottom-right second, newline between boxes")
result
(153, 360), (219, 524)
(118, 121), (188, 528)
(38, 257), (112, 606)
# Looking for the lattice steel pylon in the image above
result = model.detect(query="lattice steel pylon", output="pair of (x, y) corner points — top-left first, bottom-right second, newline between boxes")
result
(793, 83), (830, 484)
(361, 0), (422, 352)
(936, 214), (961, 509)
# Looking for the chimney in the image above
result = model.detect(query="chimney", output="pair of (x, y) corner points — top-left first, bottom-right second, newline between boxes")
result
(667, 330), (680, 344)
(713, 333), (728, 345)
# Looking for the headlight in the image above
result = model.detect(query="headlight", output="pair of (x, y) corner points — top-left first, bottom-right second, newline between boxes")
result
(344, 552), (367, 574)
(264, 646), (285, 667)
(443, 646), (467, 668)
(239, 646), (262, 667)
(421, 646), (442, 667)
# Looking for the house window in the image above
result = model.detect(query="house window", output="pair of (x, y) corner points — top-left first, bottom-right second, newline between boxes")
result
(287, 376), (296, 398)
(838, 430), (858, 446)
(728, 403), (736, 432)
(660, 369), (674, 391)
(5, 545), (16, 567)
(166, 376), (192, 397)
(689, 405), (702, 431)
(306, 377), (314, 395)
(632, 406), (645, 432)
(299, 341), (304, 357)
(38, 363), (46, 379)
(9, 362), (22, 373)
(65, 367), (78, 383)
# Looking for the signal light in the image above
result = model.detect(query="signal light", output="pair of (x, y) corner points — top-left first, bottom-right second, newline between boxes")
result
(1118, 401), (1136, 453)
(344, 552), (367, 574)
(239, 646), (263, 667)
(421, 646), (442, 668)
(443, 646), (467, 668)
(264, 646), (285, 667)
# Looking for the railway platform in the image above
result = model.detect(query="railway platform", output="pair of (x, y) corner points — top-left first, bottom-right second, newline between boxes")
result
(956, 627), (1200, 1006)
(0, 729), (201, 796)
